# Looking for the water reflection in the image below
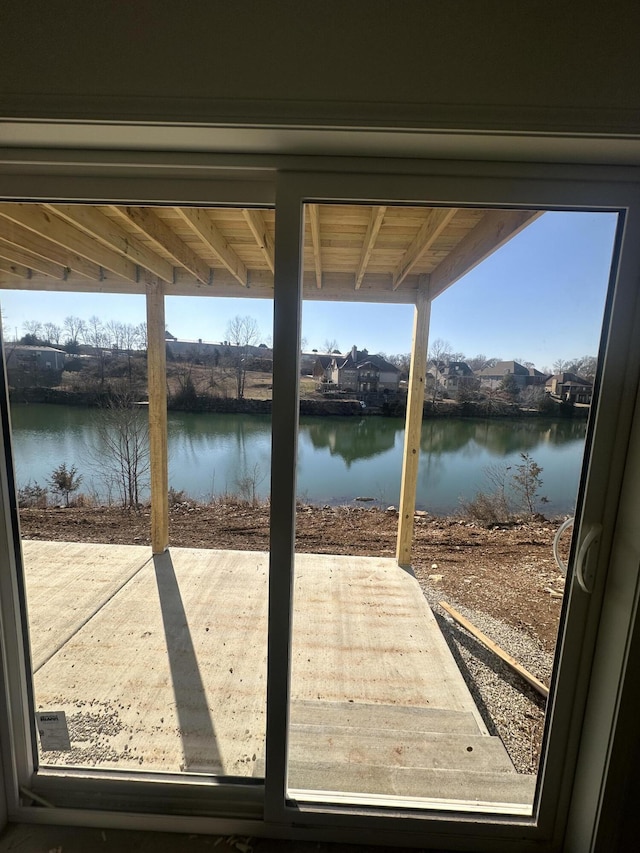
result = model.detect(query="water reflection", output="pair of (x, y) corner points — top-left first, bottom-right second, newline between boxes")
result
(420, 417), (586, 458)
(302, 416), (402, 466)
(9, 404), (587, 514)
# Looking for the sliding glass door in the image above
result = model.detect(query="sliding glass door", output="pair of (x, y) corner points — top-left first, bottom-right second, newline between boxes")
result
(264, 169), (638, 845)
(0, 162), (639, 851)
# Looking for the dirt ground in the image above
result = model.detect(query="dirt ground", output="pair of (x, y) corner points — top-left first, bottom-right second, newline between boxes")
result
(19, 502), (565, 654)
(164, 363), (317, 401)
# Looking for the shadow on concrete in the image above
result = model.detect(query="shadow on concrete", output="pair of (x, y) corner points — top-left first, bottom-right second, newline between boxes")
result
(153, 550), (222, 773)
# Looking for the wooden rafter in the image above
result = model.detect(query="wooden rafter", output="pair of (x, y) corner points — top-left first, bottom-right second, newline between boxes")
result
(174, 207), (247, 286)
(307, 204), (322, 289)
(0, 216), (102, 280)
(429, 209), (542, 299)
(242, 209), (275, 274)
(355, 206), (386, 290)
(392, 208), (458, 291)
(0, 204), (541, 307)
(0, 238), (66, 279)
(46, 205), (174, 283)
(0, 259), (30, 279)
(111, 206), (210, 286)
(0, 267), (428, 305)
(0, 204), (137, 281)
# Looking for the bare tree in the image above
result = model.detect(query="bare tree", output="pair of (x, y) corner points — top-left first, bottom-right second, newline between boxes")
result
(322, 338), (339, 354)
(63, 315), (86, 345)
(428, 338), (452, 403)
(87, 393), (150, 509)
(387, 353), (411, 380)
(120, 322), (146, 388)
(43, 322), (63, 346)
(553, 358), (570, 373)
(83, 315), (110, 387)
(106, 319), (125, 351)
(566, 354), (598, 381)
(467, 354), (500, 372)
(520, 386), (547, 410)
(22, 319), (42, 339)
(225, 315), (260, 400)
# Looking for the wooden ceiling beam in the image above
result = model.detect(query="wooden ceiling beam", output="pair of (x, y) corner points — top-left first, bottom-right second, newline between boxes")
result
(355, 206), (386, 290)
(0, 204), (137, 281)
(0, 238), (66, 278)
(307, 204), (322, 289)
(0, 268), (419, 304)
(0, 259), (30, 279)
(46, 204), (174, 283)
(174, 207), (247, 286)
(0, 217), (102, 280)
(392, 208), (458, 290)
(242, 208), (274, 274)
(111, 206), (211, 285)
(429, 209), (542, 299)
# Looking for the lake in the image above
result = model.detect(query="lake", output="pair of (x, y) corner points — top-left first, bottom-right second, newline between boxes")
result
(8, 404), (588, 515)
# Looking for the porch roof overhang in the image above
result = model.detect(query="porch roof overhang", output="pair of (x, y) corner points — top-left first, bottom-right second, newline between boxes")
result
(0, 198), (541, 559)
(0, 202), (540, 304)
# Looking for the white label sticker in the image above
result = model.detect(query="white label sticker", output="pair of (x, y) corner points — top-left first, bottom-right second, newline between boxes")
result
(35, 711), (71, 751)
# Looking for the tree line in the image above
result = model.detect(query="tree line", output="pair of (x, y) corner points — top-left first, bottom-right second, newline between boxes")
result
(16, 315), (147, 354)
(381, 339), (597, 383)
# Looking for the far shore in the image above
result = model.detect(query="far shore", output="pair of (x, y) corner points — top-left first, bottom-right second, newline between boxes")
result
(9, 386), (589, 419)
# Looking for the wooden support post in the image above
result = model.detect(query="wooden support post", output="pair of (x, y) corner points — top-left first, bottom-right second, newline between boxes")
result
(146, 279), (169, 554)
(396, 280), (431, 566)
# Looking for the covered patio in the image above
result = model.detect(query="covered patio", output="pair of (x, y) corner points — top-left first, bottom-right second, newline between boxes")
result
(0, 201), (539, 561)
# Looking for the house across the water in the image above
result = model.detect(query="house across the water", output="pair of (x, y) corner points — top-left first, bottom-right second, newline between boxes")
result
(313, 346), (400, 394)
(546, 371), (593, 405)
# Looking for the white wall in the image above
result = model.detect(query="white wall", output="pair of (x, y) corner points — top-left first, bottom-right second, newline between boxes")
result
(1, 1), (639, 136)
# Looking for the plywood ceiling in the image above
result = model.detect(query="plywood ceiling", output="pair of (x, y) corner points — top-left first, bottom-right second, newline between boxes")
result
(0, 203), (539, 304)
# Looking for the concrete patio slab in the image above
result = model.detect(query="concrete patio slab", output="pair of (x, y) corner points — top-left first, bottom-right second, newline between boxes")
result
(23, 541), (152, 672)
(20, 540), (531, 805)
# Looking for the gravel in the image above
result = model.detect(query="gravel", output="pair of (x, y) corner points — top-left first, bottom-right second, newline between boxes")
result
(420, 580), (552, 774)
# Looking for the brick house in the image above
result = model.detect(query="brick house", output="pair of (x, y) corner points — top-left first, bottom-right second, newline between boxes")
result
(433, 360), (475, 392)
(314, 346), (399, 393)
(546, 372), (593, 405)
(476, 360), (536, 390)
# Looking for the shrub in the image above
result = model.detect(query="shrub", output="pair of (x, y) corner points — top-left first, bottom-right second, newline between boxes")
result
(168, 486), (187, 506)
(18, 481), (48, 508)
(511, 452), (549, 515)
(234, 463), (266, 506)
(48, 462), (83, 507)
(460, 454), (549, 524)
(460, 490), (512, 525)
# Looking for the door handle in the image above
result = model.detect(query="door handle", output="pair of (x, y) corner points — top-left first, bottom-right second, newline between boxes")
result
(575, 523), (602, 594)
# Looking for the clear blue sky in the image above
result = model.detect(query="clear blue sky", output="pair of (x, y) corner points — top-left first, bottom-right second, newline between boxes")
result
(0, 210), (618, 371)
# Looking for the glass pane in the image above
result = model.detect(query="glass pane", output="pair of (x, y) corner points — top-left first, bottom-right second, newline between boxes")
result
(0, 202), (274, 779)
(288, 202), (618, 812)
